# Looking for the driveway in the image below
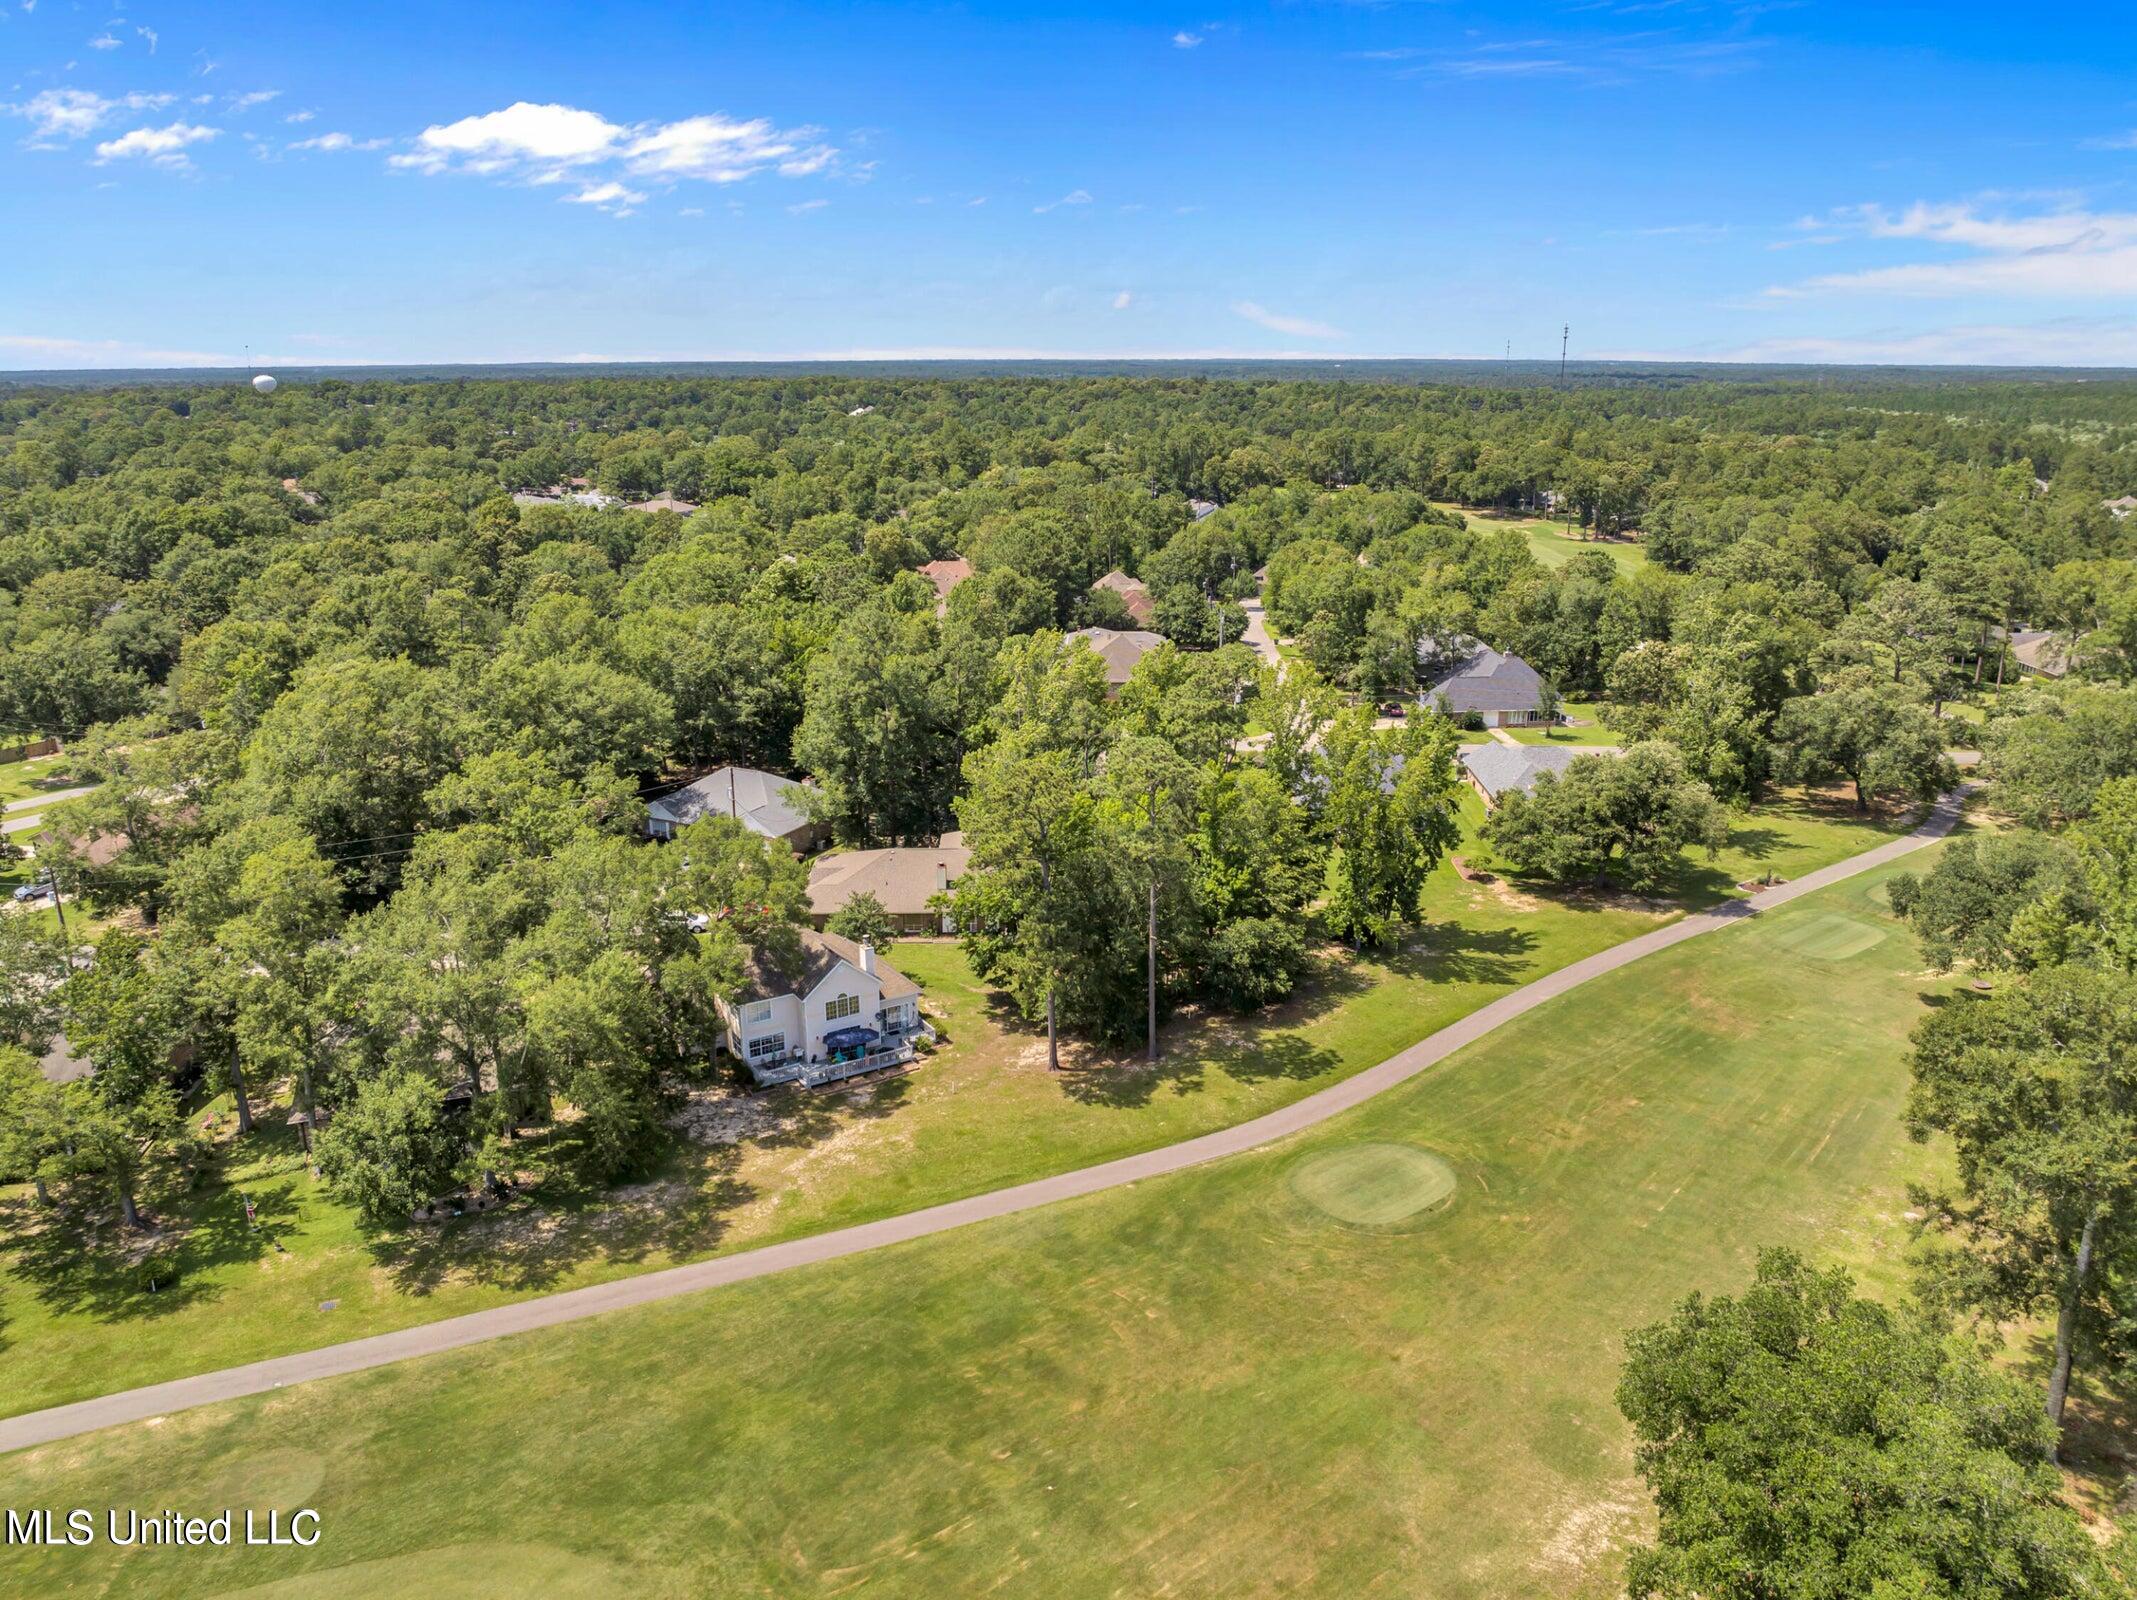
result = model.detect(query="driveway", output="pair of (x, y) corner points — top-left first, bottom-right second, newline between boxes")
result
(0, 786), (1973, 1455)
(1239, 596), (1281, 671)
(2, 784), (94, 816)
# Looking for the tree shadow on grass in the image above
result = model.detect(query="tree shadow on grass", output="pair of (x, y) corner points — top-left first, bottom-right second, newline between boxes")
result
(1383, 921), (1540, 986)
(2054, 1354), (2137, 1523)
(0, 1170), (303, 1327)
(1724, 825), (1788, 862)
(363, 1076), (914, 1299)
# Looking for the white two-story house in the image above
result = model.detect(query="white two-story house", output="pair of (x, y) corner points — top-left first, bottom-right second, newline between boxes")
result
(717, 929), (926, 1086)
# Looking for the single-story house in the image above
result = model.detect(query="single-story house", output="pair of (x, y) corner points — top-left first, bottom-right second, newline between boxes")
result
(1189, 498), (1220, 521)
(1068, 626), (1166, 692)
(2007, 628), (2071, 679)
(808, 841), (971, 933)
(1459, 744), (1622, 807)
(629, 491), (698, 516)
(647, 766), (825, 851)
(512, 483), (617, 509)
(718, 930), (926, 1084)
(1091, 568), (1157, 627)
(280, 477), (322, 506)
(1419, 638), (1554, 728)
(919, 557), (974, 615)
(2103, 495), (2135, 519)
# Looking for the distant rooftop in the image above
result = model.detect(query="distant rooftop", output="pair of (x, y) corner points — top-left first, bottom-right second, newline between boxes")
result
(649, 766), (816, 842)
(1459, 743), (1622, 803)
(1068, 625), (1166, 686)
(1420, 638), (1548, 716)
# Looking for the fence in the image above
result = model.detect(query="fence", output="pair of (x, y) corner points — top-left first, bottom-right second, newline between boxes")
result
(0, 738), (60, 766)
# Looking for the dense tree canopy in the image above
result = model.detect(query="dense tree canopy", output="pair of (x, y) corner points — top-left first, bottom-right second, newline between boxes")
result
(0, 366), (2127, 1224)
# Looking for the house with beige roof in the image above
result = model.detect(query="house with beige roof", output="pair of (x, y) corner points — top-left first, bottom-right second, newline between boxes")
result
(1091, 568), (1156, 627)
(808, 840), (971, 933)
(1067, 625), (1166, 692)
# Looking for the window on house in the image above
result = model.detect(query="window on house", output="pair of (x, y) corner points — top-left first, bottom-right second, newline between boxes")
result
(742, 1000), (772, 1023)
(747, 1033), (787, 1061)
(826, 993), (860, 1020)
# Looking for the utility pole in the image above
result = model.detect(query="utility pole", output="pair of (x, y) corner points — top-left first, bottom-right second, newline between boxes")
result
(44, 860), (68, 941)
(1560, 324), (1569, 384)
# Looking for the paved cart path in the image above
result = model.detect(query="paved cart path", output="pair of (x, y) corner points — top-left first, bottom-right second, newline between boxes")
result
(0, 788), (1971, 1455)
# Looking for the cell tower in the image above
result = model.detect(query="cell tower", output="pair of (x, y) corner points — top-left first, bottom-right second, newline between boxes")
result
(1560, 324), (1569, 383)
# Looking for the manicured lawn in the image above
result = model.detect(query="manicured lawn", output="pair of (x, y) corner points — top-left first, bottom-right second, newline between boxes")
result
(1506, 700), (1621, 746)
(0, 853), (1957, 1599)
(0, 753), (79, 809)
(0, 793), (1915, 1421)
(1939, 678), (2016, 730)
(1433, 502), (1650, 573)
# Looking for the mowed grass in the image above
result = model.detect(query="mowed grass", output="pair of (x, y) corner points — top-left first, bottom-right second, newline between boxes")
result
(0, 753), (79, 808)
(1433, 502), (1650, 573)
(1506, 699), (1622, 747)
(0, 793), (1912, 1421)
(0, 855), (1955, 1600)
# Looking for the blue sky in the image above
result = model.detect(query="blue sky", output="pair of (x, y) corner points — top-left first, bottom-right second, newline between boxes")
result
(3, 0), (2134, 369)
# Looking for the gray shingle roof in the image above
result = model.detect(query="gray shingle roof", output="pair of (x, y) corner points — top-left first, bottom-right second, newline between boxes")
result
(735, 928), (918, 1005)
(1459, 743), (1621, 802)
(650, 766), (815, 841)
(1420, 639), (1548, 716)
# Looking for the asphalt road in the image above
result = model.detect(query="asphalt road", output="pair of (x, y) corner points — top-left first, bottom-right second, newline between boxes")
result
(0, 786), (1972, 1456)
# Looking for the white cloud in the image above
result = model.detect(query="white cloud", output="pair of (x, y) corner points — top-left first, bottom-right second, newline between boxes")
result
(88, 32), (122, 49)
(564, 180), (645, 212)
(1232, 300), (1345, 339)
(1033, 188), (1092, 213)
(1771, 201), (2137, 300)
(624, 113), (828, 182)
(394, 100), (624, 174)
(284, 110), (314, 124)
(389, 101), (835, 194)
(1113, 290), (1134, 309)
(228, 90), (280, 113)
(6, 87), (172, 140)
(2081, 130), (2137, 151)
(291, 131), (387, 153)
(0, 333), (231, 369)
(137, 26), (156, 52)
(787, 197), (828, 214)
(93, 121), (219, 166)
(1172, 30), (1203, 48)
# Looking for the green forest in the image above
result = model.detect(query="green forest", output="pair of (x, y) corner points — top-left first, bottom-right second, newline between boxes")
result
(2, 367), (2134, 1227)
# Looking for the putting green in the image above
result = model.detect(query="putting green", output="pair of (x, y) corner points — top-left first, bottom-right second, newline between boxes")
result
(191, 1447), (327, 1515)
(1764, 913), (1887, 962)
(1288, 1143), (1456, 1228)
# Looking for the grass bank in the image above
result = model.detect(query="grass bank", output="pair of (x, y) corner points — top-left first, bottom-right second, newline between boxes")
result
(0, 851), (1955, 1598)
